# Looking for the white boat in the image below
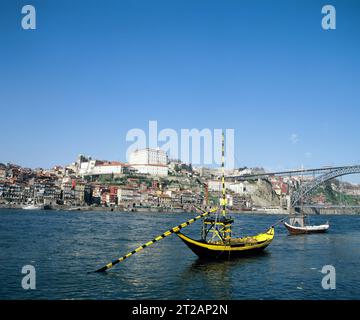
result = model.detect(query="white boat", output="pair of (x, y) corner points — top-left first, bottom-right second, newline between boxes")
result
(285, 174), (330, 235)
(284, 220), (329, 234)
(22, 204), (42, 210)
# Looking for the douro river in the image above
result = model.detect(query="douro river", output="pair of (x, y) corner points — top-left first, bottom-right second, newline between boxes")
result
(1, 210), (359, 299)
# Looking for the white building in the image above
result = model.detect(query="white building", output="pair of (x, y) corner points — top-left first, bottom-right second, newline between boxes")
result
(78, 159), (97, 175)
(129, 148), (167, 165)
(207, 180), (255, 194)
(129, 148), (168, 176)
(117, 187), (134, 203)
(91, 161), (126, 175)
(130, 164), (168, 176)
(76, 155), (126, 176)
(228, 182), (255, 194)
(207, 180), (232, 191)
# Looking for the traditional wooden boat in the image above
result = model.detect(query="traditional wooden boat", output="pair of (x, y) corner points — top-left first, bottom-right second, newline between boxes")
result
(177, 226), (274, 259)
(284, 215), (329, 235)
(176, 132), (275, 260)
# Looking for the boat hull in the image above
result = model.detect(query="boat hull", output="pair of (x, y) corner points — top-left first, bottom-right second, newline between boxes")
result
(176, 227), (274, 260)
(284, 222), (329, 235)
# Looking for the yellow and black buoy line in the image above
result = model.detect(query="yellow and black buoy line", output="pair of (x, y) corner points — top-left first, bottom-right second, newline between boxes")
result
(90, 206), (218, 273)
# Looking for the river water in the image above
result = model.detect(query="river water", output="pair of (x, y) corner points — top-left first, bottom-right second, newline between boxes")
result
(0, 209), (359, 299)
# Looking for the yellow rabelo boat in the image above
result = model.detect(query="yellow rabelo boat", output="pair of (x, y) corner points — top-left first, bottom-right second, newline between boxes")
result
(176, 132), (275, 260)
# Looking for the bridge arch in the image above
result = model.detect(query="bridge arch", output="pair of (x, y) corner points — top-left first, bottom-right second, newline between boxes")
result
(291, 165), (360, 207)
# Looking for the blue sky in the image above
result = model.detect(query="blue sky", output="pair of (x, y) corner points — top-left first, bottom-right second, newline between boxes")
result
(1, 0), (360, 180)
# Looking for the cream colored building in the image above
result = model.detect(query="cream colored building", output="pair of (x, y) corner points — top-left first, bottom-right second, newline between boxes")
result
(130, 164), (168, 176)
(117, 188), (134, 203)
(77, 157), (125, 176)
(129, 148), (167, 165)
(129, 148), (168, 176)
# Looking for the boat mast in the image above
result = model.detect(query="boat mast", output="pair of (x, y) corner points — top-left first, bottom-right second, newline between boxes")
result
(221, 131), (226, 217)
(221, 131), (232, 241)
(202, 131), (233, 243)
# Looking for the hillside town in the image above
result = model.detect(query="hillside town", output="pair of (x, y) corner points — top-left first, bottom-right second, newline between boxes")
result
(1, 148), (360, 213)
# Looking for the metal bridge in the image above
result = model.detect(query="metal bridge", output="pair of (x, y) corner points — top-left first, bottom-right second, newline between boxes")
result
(227, 164), (360, 208)
(290, 165), (360, 207)
(293, 205), (360, 208)
(229, 165), (359, 181)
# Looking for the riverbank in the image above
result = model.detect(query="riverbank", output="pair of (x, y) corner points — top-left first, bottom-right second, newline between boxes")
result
(1, 203), (359, 215)
(0, 203), (189, 213)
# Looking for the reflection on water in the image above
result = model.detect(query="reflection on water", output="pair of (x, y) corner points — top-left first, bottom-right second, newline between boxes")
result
(180, 254), (270, 300)
(0, 210), (360, 299)
(182, 259), (234, 300)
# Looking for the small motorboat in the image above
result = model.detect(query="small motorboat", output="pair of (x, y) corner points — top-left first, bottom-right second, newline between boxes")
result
(22, 204), (42, 210)
(284, 215), (329, 235)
